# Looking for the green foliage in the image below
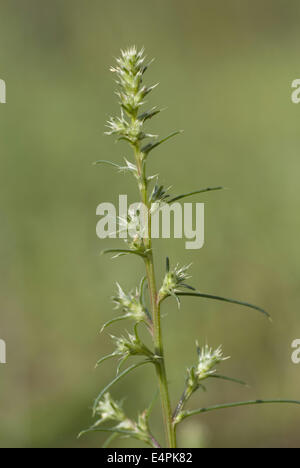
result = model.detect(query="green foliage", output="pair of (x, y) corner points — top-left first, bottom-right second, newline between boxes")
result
(81, 46), (300, 448)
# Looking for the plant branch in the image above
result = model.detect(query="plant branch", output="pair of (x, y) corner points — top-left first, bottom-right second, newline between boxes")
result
(172, 292), (270, 319)
(178, 399), (300, 422)
(168, 186), (224, 203)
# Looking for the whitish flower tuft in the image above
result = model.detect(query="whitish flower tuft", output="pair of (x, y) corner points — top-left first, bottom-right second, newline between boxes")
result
(110, 332), (154, 360)
(106, 47), (158, 144)
(158, 261), (193, 304)
(92, 392), (156, 447)
(113, 283), (148, 322)
(196, 343), (229, 380)
(105, 112), (145, 143)
(94, 393), (125, 426)
(185, 343), (230, 395)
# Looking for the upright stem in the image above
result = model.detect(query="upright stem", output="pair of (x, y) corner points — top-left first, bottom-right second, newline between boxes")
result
(134, 144), (176, 448)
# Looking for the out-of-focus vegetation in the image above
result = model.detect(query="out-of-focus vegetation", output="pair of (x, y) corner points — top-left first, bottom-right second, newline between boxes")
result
(0, 0), (299, 448)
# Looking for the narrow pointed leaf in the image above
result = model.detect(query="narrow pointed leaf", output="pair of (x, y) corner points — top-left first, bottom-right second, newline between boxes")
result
(102, 432), (118, 448)
(101, 249), (147, 259)
(138, 107), (161, 122)
(139, 276), (147, 300)
(79, 426), (140, 439)
(181, 284), (196, 291)
(209, 374), (248, 387)
(180, 399), (300, 421)
(175, 292), (270, 319)
(93, 160), (121, 168)
(95, 353), (116, 368)
(116, 355), (129, 375)
(145, 390), (159, 423)
(100, 316), (127, 333)
(141, 131), (182, 155)
(92, 360), (153, 414)
(168, 186), (224, 203)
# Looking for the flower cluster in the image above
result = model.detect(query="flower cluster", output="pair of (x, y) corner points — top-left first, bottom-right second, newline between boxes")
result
(93, 393), (156, 447)
(106, 46), (158, 144)
(111, 331), (154, 361)
(94, 392), (126, 426)
(158, 261), (193, 304)
(112, 283), (148, 323)
(196, 344), (229, 380)
(173, 343), (229, 425)
(186, 343), (229, 396)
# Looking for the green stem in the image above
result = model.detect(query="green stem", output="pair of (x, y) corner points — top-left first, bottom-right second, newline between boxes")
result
(134, 144), (176, 448)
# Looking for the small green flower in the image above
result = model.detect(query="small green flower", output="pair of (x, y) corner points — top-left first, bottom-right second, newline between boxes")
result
(186, 343), (229, 395)
(94, 393), (125, 426)
(118, 409), (155, 446)
(112, 283), (148, 322)
(111, 331), (154, 360)
(106, 47), (158, 144)
(158, 260), (193, 305)
(196, 343), (229, 380)
(92, 392), (156, 447)
(105, 111), (146, 144)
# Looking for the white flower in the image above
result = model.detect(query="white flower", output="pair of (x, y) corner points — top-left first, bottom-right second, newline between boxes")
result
(196, 343), (230, 380)
(110, 332), (152, 359)
(94, 393), (125, 425)
(112, 283), (147, 322)
(159, 263), (192, 298)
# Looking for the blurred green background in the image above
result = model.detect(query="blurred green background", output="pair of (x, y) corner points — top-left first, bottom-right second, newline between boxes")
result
(0, 0), (299, 448)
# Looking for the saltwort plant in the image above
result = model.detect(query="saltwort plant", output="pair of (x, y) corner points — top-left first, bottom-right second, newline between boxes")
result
(80, 47), (300, 448)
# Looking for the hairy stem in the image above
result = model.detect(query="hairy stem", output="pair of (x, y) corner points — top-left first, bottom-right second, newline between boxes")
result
(134, 144), (176, 448)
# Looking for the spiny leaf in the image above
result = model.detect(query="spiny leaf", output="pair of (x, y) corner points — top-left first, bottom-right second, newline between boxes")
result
(95, 353), (116, 368)
(209, 374), (248, 387)
(102, 432), (118, 448)
(168, 186), (224, 203)
(79, 426), (139, 439)
(92, 360), (153, 415)
(179, 399), (300, 421)
(100, 316), (127, 333)
(175, 292), (270, 319)
(101, 249), (147, 259)
(139, 276), (147, 301)
(144, 389), (159, 424)
(141, 131), (182, 156)
(93, 160), (121, 168)
(138, 107), (161, 122)
(116, 355), (129, 375)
